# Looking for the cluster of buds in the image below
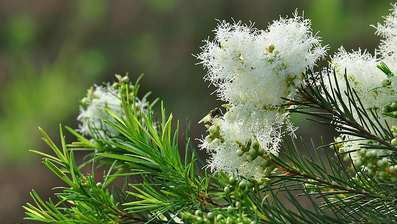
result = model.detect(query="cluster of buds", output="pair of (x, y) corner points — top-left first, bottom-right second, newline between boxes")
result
(183, 209), (254, 224)
(354, 149), (397, 182)
(382, 102), (397, 117)
(204, 123), (224, 144)
(235, 139), (278, 175)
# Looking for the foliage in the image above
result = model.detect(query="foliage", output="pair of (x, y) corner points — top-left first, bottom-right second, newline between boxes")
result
(22, 4), (397, 224)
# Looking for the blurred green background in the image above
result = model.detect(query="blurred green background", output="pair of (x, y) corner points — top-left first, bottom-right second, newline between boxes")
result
(0, 0), (393, 223)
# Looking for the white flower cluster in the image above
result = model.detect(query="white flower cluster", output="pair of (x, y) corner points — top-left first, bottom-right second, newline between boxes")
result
(198, 13), (326, 180)
(326, 4), (397, 165)
(77, 85), (124, 140)
(77, 84), (147, 141)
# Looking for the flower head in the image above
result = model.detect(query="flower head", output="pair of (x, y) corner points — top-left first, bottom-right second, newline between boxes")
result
(77, 83), (148, 141)
(198, 13), (326, 108)
(198, 13), (324, 180)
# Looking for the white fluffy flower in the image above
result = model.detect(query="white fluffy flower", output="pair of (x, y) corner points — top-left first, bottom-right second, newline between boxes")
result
(329, 47), (396, 112)
(77, 84), (148, 141)
(198, 13), (323, 179)
(375, 3), (397, 64)
(77, 85), (124, 139)
(324, 4), (397, 165)
(198, 13), (326, 108)
(200, 104), (291, 180)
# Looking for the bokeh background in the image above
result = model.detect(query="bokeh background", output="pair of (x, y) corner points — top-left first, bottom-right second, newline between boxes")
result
(0, 0), (393, 223)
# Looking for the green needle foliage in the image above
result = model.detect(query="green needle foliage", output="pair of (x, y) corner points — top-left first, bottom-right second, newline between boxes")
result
(24, 71), (397, 223)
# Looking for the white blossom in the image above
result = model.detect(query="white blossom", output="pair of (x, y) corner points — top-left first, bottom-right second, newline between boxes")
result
(77, 85), (148, 141)
(198, 13), (326, 179)
(325, 4), (397, 165)
(197, 13), (326, 108)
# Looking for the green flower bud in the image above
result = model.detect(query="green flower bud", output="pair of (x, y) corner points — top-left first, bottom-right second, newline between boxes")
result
(236, 149), (244, 157)
(365, 150), (376, 159)
(388, 165), (396, 174)
(195, 210), (202, 216)
(239, 181), (247, 189)
(260, 159), (269, 167)
(121, 76), (129, 84)
(224, 186), (232, 194)
(392, 102), (397, 110)
(207, 212), (215, 221)
(229, 176), (237, 185)
(378, 170), (387, 178)
(382, 78), (391, 87)
(252, 141), (260, 150)
(249, 148), (258, 159)
(391, 176), (397, 183)
(383, 106), (392, 113)
(354, 159), (363, 167)
(376, 159), (385, 168)
(257, 148), (265, 155)
(208, 125), (217, 134)
(392, 138), (397, 146)
(235, 201), (243, 209)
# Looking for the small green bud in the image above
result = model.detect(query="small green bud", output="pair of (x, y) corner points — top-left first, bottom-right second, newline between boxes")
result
(378, 170), (387, 178)
(196, 217), (203, 223)
(229, 176), (237, 185)
(257, 148), (265, 155)
(238, 181), (247, 190)
(358, 149), (367, 156)
(236, 149), (244, 157)
(208, 125), (217, 134)
(391, 138), (397, 146)
(195, 210), (202, 216)
(365, 150), (376, 159)
(393, 111), (397, 116)
(248, 148), (258, 159)
(354, 159), (363, 167)
(111, 82), (119, 89)
(382, 78), (391, 87)
(121, 76), (129, 84)
(343, 154), (350, 161)
(224, 186), (232, 194)
(391, 165), (397, 174)
(260, 159), (269, 167)
(388, 166), (396, 174)
(392, 102), (397, 110)
(207, 212), (215, 220)
(227, 206), (234, 213)
(205, 135), (212, 143)
(216, 214), (223, 221)
(391, 176), (397, 183)
(383, 106), (392, 113)
(235, 201), (243, 209)
(96, 182), (103, 188)
(252, 141), (260, 150)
